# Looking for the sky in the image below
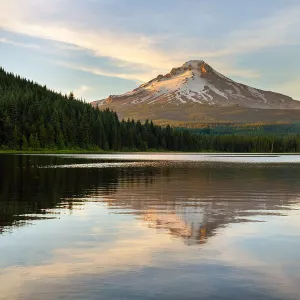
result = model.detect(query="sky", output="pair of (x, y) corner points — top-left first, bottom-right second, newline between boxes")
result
(0, 0), (300, 102)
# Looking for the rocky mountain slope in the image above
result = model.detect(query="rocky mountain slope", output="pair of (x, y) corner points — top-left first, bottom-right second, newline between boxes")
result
(92, 60), (300, 124)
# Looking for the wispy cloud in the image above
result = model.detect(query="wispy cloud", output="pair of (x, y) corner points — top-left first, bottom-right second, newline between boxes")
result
(0, 37), (40, 49)
(57, 61), (156, 83)
(0, 1), (173, 70)
(179, 6), (300, 60)
(221, 6), (300, 56)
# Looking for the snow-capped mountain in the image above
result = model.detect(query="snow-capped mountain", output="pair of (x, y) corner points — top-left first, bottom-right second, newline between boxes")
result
(92, 60), (300, 123)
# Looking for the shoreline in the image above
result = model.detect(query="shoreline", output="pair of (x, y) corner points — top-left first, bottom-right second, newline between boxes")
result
(1, 150), (300, 155)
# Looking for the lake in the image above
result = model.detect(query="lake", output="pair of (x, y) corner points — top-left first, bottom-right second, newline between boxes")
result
(1, 154), (300, 300)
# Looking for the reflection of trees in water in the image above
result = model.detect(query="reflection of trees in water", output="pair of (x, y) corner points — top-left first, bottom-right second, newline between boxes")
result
(0, 155), (158, 232)
(1, 155), (300, 246)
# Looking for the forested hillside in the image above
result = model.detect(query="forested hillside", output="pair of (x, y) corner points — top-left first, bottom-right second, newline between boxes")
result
(0, 67), (203, 151)
(1, 67), (300, 153)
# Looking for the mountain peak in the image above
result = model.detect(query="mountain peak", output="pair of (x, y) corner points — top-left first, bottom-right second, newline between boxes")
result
(159, 60), (210, 83)
(182, 60), (206, 68)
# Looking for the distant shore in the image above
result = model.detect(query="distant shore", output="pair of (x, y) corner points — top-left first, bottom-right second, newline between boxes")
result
(1, 150), (300, 155)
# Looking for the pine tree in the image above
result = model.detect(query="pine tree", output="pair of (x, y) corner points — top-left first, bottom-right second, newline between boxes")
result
(13, 125), (20, 149)
(29, 134), (35, 149)
(22, 135), (28, 150)
(68, 91), (75, 101)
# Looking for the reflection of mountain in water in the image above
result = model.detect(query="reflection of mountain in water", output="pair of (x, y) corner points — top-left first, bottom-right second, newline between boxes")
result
(1, 155), (300, 246)
(97, 164), (300, 245)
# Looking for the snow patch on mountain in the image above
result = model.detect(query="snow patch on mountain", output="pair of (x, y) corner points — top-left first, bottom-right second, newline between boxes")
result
(247, 86), (268, 103)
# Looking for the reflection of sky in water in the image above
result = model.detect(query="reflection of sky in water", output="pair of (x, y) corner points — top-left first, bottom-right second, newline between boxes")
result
(1, 154), (300, 299)
(36, 153), (300, 164)
(1, 204), (300, 300)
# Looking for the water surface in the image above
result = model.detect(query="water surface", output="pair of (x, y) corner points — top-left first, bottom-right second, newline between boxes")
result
(1, 154), (300, 299)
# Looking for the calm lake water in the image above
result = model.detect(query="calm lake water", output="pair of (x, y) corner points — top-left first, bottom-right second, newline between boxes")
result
(1, 154), (300, 300)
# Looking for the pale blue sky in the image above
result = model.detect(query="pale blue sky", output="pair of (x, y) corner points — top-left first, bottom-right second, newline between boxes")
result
(1, 0), (300, 101)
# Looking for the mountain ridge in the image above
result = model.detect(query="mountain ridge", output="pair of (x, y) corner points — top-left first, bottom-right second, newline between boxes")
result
(92, 60), (300, 124)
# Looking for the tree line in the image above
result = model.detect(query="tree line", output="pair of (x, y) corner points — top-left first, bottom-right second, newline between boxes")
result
(184, 122), (300, 137)
(1, 67), (300, 153)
